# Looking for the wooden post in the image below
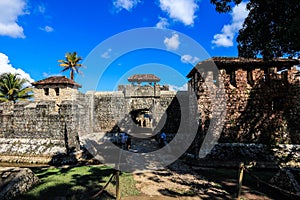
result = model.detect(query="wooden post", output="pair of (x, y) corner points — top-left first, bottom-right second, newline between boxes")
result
(116, 170), (121, 200)
(236, 162), (244, 200)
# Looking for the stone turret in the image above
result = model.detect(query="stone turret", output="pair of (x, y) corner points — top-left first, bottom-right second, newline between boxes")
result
(118, 74), (171, 97)
(32, 76), (82, 107)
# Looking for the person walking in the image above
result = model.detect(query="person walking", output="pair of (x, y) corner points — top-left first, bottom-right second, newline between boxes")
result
(121, 132), (128, 150)
(159, 131), (167, 147)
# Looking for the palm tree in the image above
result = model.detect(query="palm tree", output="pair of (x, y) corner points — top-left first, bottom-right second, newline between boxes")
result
(58, 52), (83, 80)
(0, 73), (33, 103)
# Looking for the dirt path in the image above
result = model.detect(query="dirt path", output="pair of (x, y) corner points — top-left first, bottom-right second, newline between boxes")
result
(116, 137), (230, 199)
(123, 138), (281, 199)
(128, 160), (231, 199)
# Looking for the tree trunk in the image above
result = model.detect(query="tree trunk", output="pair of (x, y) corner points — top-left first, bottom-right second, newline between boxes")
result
(70, 70), (74, 80)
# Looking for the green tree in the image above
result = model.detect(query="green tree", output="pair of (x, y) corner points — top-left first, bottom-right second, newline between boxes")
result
(58, 52), (83, 80)
(0, 73), (33, 103)
(211, 0), (300, 59)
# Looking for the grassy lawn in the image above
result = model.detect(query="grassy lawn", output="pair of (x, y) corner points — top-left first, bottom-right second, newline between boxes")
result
(18, 165), (139, 200)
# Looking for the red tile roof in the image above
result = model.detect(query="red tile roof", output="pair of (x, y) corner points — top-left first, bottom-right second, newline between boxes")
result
(128, 74), (160, 83)
(32, 76), (82, 88)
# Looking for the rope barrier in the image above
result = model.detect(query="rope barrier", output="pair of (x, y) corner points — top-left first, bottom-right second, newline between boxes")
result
(242, 164), (300, 200)
(90, 171), (116, 199)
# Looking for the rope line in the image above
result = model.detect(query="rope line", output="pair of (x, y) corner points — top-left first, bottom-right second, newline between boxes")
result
(243, 165), (300, 199)
(90, 172), (115, 199)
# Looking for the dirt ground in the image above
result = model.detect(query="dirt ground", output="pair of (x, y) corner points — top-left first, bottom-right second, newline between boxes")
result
(121, 138), (287, 200)
(121, 159), (288, 200)
(118, 138), (230, 199)
(130, 160), (231, 200)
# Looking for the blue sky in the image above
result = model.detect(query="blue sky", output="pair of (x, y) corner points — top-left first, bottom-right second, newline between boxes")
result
(0, 0), (250, 92)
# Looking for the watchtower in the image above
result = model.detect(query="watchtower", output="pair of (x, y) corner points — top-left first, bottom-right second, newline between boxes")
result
(32, 76), (82, 106)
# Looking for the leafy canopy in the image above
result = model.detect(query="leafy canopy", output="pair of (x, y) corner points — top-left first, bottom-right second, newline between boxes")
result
(58, 52), (83, 80)
(0, 73), (33, 103)
(211, 0), (300, 59)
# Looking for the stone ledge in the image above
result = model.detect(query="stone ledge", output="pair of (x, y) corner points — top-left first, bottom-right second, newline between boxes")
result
(187, 143), (300, 168)
(0, 155), (52, 164)
(0, 138), (66, 162)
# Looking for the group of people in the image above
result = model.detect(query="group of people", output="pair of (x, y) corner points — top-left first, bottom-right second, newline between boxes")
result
(118, 130), (168, 150)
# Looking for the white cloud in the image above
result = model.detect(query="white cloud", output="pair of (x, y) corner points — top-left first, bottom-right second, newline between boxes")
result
(164, 33), (180, 50)
(156, 17), (169, 29)
(101, 48), (113, 59)
(181, 54), (199, 64)
(168, 83), (188, 91)
(40, 25), (54, 33)
(37, 4), (46, 14)
(212, 1), (249, 47)
(0, 53), (34, 86)
(0, 0), (27, 38)
(113, 0), (141, 12)
(159, 0), (198, 26)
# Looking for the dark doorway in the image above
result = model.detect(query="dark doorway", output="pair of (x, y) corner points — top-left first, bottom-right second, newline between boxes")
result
(130, 109), (152, 128)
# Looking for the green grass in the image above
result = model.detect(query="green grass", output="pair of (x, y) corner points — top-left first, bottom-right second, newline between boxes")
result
(19, 165), (140, 200)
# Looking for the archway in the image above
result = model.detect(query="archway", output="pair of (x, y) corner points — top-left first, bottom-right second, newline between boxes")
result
(130, 109), (152, 128)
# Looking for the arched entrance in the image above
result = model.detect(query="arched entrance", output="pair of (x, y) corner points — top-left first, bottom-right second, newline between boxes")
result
(130, 109), (152, 128)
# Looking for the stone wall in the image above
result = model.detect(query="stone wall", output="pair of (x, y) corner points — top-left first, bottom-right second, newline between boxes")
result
(189, 66), (300, 145)
(33, 86), (80, 111)
(3, 64), (298, 163)
(184, 143), (300, 170)
(92, 91), (126, 132)
(198, 143), (300, 167)
(0, 138), (65, 164)
(0, 99), (89, 163)
(0, 84), (181, 163)
(90, 89), (179, 133)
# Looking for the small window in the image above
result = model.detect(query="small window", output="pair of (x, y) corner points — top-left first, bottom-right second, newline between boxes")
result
(44, 88), (49, 96)
(247, 70), (254, 85)
(281, 71), (288, 82)
(54, 88), (60, 96)
(230, 71), (236, 86)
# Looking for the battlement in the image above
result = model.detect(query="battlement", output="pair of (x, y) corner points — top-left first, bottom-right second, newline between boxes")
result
(187, 58), (300, 91)
(187, 57), (300, 145)
(118, 84), (170, 97)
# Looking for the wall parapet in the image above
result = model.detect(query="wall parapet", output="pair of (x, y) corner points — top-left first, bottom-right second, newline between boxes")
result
(187, 58), (300, 145)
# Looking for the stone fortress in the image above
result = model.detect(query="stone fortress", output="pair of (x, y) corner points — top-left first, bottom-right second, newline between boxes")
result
(0, 57), (299, 165)
(0, 73), (181, 163)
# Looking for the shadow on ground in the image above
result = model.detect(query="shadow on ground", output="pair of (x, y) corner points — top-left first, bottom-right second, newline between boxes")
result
(17, 166), (117, 200)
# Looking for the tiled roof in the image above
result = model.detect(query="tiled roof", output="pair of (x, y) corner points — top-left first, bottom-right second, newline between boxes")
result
(32, 76), (82, 88)
(187, 57), (299, 78)
(128, 74), (160, 83)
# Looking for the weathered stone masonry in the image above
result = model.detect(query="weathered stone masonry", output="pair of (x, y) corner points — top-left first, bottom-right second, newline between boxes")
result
(88, 84), (179, 133)
(0, 59), (299, 164)
(0, 74), (182, 163)
(187, 57), (300, 145)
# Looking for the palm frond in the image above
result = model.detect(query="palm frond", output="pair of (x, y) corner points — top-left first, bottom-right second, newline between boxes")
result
(58, 51), (83, 80)
(0, 73), (32, 103)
